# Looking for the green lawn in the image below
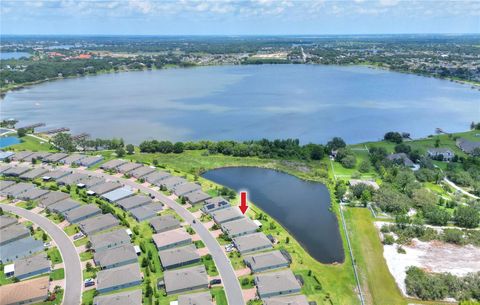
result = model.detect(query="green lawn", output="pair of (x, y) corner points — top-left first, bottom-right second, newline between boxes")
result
(9, 135), (54, 152)
(74, 237), (89, 247)
(47, 248), (63, 264)
(16, 200), (37, 210)
(79, 251), (93, 261)
(0, 267), (14, 285)
(201, 255), (218, 276)
(81, 289), (96, 305)
(211, 287), (228, 305)
(64, 224), (80, 236)
(50, 268), (65, 281)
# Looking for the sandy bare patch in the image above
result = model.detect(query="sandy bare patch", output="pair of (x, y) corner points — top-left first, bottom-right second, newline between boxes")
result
(376, 222), (480, 296)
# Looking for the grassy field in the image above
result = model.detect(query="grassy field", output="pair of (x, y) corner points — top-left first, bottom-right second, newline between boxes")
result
(50, 268), (65, 281)
(9, 135), (54, 152)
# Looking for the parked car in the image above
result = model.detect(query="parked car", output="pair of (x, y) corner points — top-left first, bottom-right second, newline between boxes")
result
(84, 278), (95, 287)
(73, 233), (85, 240)
(210, 279), (221, 285)
(43, 242), (51, 248)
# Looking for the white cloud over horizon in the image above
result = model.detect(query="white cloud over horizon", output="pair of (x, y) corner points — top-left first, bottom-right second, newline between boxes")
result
(1, 0), (479, 35)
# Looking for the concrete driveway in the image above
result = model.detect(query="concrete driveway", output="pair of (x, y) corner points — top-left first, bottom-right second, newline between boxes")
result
(1, 204), (82, 305)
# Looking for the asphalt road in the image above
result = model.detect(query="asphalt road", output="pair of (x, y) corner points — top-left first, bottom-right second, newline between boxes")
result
(75, 168), (246, 305)
(1, 204), (82, 305)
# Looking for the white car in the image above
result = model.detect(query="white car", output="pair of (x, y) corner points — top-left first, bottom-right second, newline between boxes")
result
(43, 242), (51, 248)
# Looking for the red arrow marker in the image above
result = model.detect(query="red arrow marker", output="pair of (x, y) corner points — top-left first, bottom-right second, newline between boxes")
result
(239, 191), (249, 214)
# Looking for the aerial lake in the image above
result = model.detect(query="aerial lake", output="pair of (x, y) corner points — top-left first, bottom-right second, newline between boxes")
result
(2, 65), (479, 144)
(0, 52), (31, 60)
(202, 167), (344, 264)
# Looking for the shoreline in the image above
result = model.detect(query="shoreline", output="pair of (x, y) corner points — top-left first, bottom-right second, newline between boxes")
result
(2, 61), (479, 96)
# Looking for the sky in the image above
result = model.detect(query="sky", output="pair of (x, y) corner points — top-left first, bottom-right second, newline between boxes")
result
(1, 0), (479, 35)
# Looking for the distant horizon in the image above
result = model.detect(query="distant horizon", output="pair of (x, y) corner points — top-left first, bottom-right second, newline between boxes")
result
(1, 1), (478, 36)
(1, 33), (479, 37)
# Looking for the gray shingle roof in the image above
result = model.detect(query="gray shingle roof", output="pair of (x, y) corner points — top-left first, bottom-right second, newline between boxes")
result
(3, 166), (31, 177)
(244, 250), (289, 273)
(233, 233), (273, 254)
(16, 188), (50, 201)
(75, 155), (103, 167)
(56, 173), (89, 185)
(14, 253), (50, 279)
(116, 162), (142, 174)
(93, 289), (142, 305)
(11, 151), (34, 161)
(210, 206), (243, 224)
(37, 191), (69, 207)
(129, 204), (162, 222)
(116, 195), (152, 211)
(63, 204), (101, 223)
(185, 191), (211, 204)
(0, 215), (17, 229)
(149, 215), (181, 233)
(94, 244), (137, 268)
(152, 228), (191, 250)
(100, 159), (127, 170)
(48, 199), (81, 214)
(262, 295), (309, 305)
(202, 197), (230, 213)
(173, 182), (202, 196)
(0, 237), (44, 263)
(178, 291), (212, 305)
(158, 244), (200, 269)
(129, 166), (156, 179)
(255, 270), (301, 298)
(59, 154), (87, 165)
(88, 181), (122, 195)
(144, 171), (171, 185)
(160, 176), (187, 189)
(43, 169), (71, 180)
(96, 263), (142, 292)
(0, 180), (16, 191)
(456, 138), (480, 154)
(43, 153), (68, 163)
(1, 182), (35, 197)
(90, 228), (131, 252)
(19, 167), (49, 180)
(163, 265), (208, 295)
(78, 214), (120, 235)
(0, 224), (30, 245)
(221, 218), (259, 237)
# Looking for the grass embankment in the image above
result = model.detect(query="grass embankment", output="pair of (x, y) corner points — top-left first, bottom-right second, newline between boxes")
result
(9, 135), (54, 152)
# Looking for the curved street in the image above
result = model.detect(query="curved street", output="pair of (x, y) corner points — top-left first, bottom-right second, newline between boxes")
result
(74, 168), (246, 305)
(0, 204), (82, 305)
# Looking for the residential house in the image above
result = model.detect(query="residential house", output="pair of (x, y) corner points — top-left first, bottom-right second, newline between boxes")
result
(159, 176), (187, 190)
(129, 166), (156, 179)
(177, 292), (212, 305)
(173, 182), (201, 197)
(255, 270), (302, 299)
(41, 169), (71, 181)
(244, 250), (290, 273)
(48, 199), (81, 214)
(211, 206), (244, 224)
(16, 188), (49, 201)
(37, 191), (69, 208)
(0, 276), (49, 305)
(129, 203), (162, 222)
(163, 265), (208, 295)
(144, 171), (171, 185)
(90, 228), (131, 253)
(1, 182), (36, 197)
(92, 289), (142, 305)
(3, 166), (31, 177)
(78, 214), (120, 235)
(101, 186), (134, 202)
(221, 218), (259, 238)
(96, 263), (142, 294)
(116, 162), (142, 174)
(152, 228), (192, 251)
(0, 237), (44, 263)
(0, 224), (30, 246)
(100, 159), (127, 171)
(427, 148), (455, 161)
(262, 295), (309, 305)
(115, 195), (152, 211)
(233, 233), (273, 255)
(202, 197), (230, 213)
(0, 215), (17, 229)
(43, 153), (68, 163)
(75, 155), (104, 168)
(88, 181), (122, 195)
(11, 253), (50, 280)
(19, 168), (49, 180)
(149, 215), (181, 233)
(94, 245), (138, 269)
(456, 138), (480, 154)
(62, 204), (101, 223)
(184, 191), (211, 205)
(158, 244), (200, 270)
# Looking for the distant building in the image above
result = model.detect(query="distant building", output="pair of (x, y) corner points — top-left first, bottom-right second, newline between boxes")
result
(101, 186), (134, 202)
(3, 166), (31, 177)
(37, 191), (70, 208)
(427, 148), (455, 161)
(48, 199), (81, 214)
(184, 190), (211, 205)
(456, 138), (480, 154)
(144, 171), (171, 185)
(386, 153), (418, 169)
(116, 162), (143, 174)
(100, 159), (128, 171)
(159, 176), (187, 190)
(74, 155), (104, 168)
(1, 182), (36, 197)
(16, 188), (49, 201)
(88, 181), (122, 195)
(129, 166), (156, 179)
(173, 182), (202, 197)
(19, 168), (49, 180)
(129, 203), (162, 222)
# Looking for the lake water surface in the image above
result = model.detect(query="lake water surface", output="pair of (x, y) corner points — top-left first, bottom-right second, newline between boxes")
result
(202, 167), (344, 264)
(2, 65), (479, 144)
(0, 52), (31, 60)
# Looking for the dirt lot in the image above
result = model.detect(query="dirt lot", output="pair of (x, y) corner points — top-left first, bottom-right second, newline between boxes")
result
(375, 222), (480, 296)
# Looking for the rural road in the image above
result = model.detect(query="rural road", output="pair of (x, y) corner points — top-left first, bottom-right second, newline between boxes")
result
(73, 168), (246, 305)
(0, 203), (82, 305)
(443, 177), (480, 200)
